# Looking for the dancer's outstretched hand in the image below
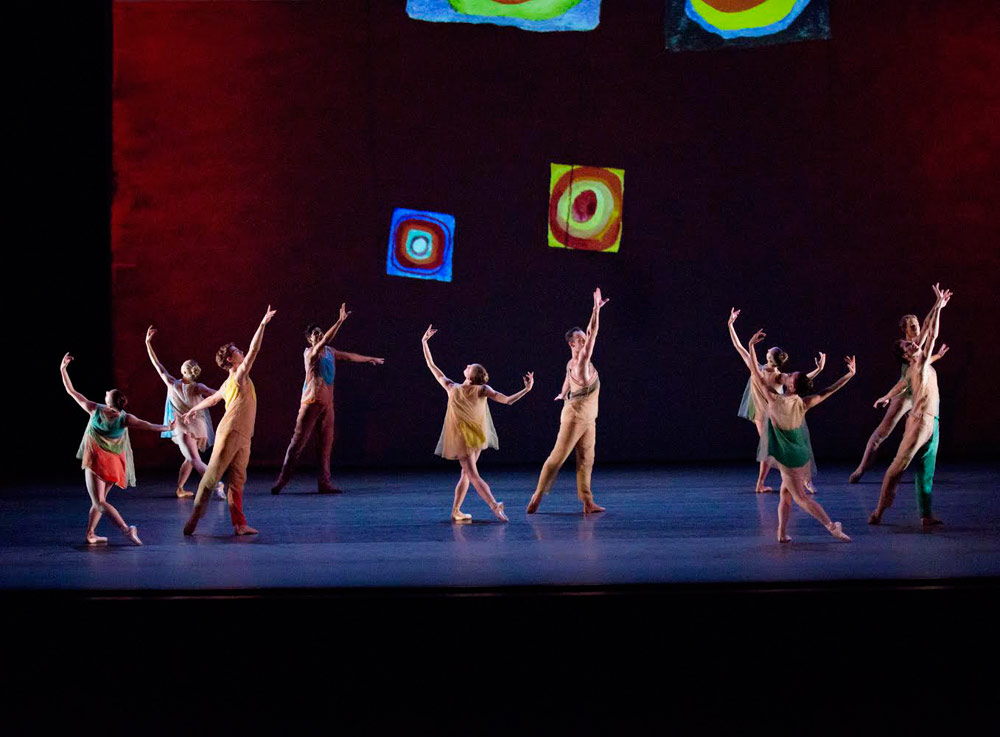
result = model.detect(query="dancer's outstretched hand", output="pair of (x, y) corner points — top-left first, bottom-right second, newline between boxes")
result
(554, 393), (564, 401)
(61, 353), (73, 370)
(936, 343), (950, 358)
(814, 352), (827, 372)
(339, 303), (351, 322)
(748, 329), (766, 346)
(845, 355), (857, 375)
(874, 396), (890, 409)
(145, 326), (157, 343)
(262, 305), (277, 324)
(422, 325), (437, 342)
(367, 356), (385, 365)
(523, 371), (534, 391)
(728, 308), (740, 326)
(594, 287), (610, 309)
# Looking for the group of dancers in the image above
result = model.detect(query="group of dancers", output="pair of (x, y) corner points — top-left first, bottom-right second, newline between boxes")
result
(61, 283), (952, 546)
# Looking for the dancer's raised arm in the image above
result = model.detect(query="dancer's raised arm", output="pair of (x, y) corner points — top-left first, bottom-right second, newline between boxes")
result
(180, 390), (224, 423)
(484, 372), (534, 405)
(746, 329), (769, 392)
(144, 326), (177, 387)
(803, 356), (857, 410)
(727, 308), (755, 370)
(930, 343), (949, 364)
(920, 284), (952, 359)
(581, 287), (610, 364)
(421, 325), (452, 389)
(60, 353), (96, 413)
(874, 376), (909, 408)
(308, 303), (350, 361)
(807, 352), (827, 380)
(235, 305), (277, 383)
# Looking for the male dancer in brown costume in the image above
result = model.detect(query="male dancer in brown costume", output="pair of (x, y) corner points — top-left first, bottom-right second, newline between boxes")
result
(527, 288), (608, 515)
(271, 303), (384, 494)
(182, 306), (276, 536)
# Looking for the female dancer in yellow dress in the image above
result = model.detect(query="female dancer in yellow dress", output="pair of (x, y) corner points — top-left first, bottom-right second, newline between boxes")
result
(144, 326), (225, 499)
(421, 325), (533, 522)
(61, 353), (173, 545)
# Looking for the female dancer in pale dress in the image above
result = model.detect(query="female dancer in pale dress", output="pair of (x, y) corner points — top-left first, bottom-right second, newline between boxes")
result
(745, 331), (855, 543)
(145, 326), (225, 500)
(61, 353), (172, 545)
(422, 325), (533, 522)
(728, 308), (825, 493)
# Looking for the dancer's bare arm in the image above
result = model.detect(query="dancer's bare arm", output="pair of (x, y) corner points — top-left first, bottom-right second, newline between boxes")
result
(580, 287), (610, 365)
(727, 308), (755, 370)
(921, 284), (952, 360)
(144, 326), (177, 387)
(421, 325), (453, 389)
(195, 382), (219, 397)
(236, 305), (277, 382)
(807, 352), (826, 380)
(746, 330), (771, 396)
(484, 372), (534, 405)
(929, 343), (949, 364)
(803, 356), (857, 410)
(874, 377), (908, 408)
(60, 353), (97, 413)
(334, 349), (385, 365)
(309, 303), (350, 360)
(554, 373), (571, 401)
(180, 390), (224, 423)
(126, 414), (172, 433)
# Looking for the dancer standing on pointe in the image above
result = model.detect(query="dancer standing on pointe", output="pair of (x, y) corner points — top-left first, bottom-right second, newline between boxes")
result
(868, 284), (952, 527)
(144, 326), (225, 500)
(271, 303), (384, 495)
(728, 308), (826, 493)
(527, 287), (608, 515)
(182, 306), (276, 536)
(422, 325), (532, 522)
(849, 311), (949, 483)
(746, 330), (855, 543)
(61, 353), (172, 546)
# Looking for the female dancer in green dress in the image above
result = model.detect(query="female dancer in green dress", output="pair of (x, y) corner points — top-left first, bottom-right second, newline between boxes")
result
(746, 331), (855, 543)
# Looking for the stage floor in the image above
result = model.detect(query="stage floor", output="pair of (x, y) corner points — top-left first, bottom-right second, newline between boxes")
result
(2, 463), (998, 592)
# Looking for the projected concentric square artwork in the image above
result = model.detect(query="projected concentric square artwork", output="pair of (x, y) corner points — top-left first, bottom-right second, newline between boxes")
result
(406, 0), (601, 33)
(548, 164), (624, 253)
(386, 208), (455, 282)
(665, 0), (830, 52)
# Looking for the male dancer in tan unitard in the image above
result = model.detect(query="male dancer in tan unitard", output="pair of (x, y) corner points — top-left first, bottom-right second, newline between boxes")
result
(182, 306), (276, 536)
(869, 284), (952, 527)
(527, 288), (608, 515)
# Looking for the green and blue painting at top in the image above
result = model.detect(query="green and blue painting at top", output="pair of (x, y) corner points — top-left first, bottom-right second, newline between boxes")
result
(406, 0), (601, 32)
(666, 0), (830, 52)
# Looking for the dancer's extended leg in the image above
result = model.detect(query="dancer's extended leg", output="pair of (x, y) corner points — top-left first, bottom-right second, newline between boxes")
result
(457, 453), (506, 522)
(574, 423), (604, 514)
(451, 450), (476, 521)
(850, 395), (911, 483)
(914, 419), (941, 526)
(784, 471), (850, 541)
(527, 419), (587, 513)
(186, 436), (241, 535)
(226, 442), (256, 534)
(316, 403), (339, 492)
(777, 487), (792, 542)
(272, 403), (321, 493)
(176, 459), (194, 497)
(869, 416), (935, 525)
(85, 470), (140, 545)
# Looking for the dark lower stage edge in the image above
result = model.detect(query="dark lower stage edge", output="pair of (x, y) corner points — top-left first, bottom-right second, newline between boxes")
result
(3, 464), (998, 732)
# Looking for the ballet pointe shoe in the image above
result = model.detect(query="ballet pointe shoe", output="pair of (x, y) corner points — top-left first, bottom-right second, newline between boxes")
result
(848, 470), (863, 484)
(175, 488), (194, 499)
(755, 485), (774, 494)
(214, 482), (226, 500)
(583, 500), (605, 515)
(123, 525), (143, 546)
(778, 535), (791, 544)
(234, 524), (259, 536)
(183, 505), (204, 536)
(491, 502), (509, 523)
(85, 534), (108, 545)
(451, 510), (472, 523)
(868, 510), (883, 525)
(526, 494), (541, 514)
(826, 521), (851, 541)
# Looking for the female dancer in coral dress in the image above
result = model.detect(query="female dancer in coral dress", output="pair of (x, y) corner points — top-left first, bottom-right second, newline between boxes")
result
(61, 353), (172, 545)
(422, 325), (533, 522)
(144, 326), (224, 500)
(745, 331), (855, 543)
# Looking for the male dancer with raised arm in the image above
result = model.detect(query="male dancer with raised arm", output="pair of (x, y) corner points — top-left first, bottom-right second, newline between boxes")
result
(271, 304), (384, 495)
(527, 287), (608, 515)
(869, 284), (952, 527)
(182, 306), (276, 536)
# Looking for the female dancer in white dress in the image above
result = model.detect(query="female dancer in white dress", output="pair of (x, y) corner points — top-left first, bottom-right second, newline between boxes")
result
(145, 326), (225, 499)
(422, 325), (533, 522)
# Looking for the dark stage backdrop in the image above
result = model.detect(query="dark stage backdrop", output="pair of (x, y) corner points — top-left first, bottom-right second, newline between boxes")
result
(108, 0), (1000, 470)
